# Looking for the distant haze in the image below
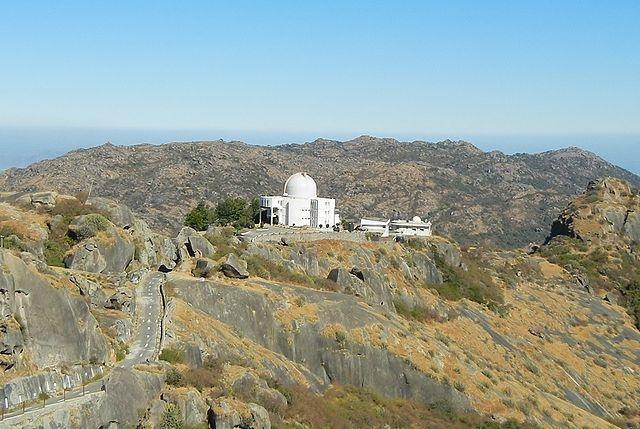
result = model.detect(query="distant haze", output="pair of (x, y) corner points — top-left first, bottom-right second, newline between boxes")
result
(0, 128), (638, 175)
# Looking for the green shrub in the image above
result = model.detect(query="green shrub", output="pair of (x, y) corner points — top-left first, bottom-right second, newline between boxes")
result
(214, 197), (259, 229)
(429, 253), (503, 307)
(0, 226), (27, 252)
(44, 236), (76, 267)
(159, 403), (184, 429)
(243, 253), (335, 291)
(115, 342), (129, 361)
(165, 367), (183, 386)
(159, 348), (184, 364)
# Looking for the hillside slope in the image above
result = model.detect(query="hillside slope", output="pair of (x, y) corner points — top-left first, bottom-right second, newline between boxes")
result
(0, 186), (639, 428)
(1, 136), (638, 247)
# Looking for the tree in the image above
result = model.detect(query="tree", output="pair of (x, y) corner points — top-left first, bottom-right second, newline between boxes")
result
(184, 202), (215, 231)
(214, 197), (259, 229)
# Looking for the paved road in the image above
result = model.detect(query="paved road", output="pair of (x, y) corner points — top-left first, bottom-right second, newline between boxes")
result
(1, 272), (166, 425)
(122, 272), (165, 367)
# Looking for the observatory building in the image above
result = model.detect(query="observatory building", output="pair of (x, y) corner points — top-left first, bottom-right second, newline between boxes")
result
(260, 173), (339, 228)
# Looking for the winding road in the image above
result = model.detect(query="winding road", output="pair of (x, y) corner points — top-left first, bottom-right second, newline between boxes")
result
(1, 271), (166, 425)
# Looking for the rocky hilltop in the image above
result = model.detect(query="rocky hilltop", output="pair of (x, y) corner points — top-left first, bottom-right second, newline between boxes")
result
(0, 179), (638, 428)
(1, 137), (638, 247)
(540, 177), (640, 328)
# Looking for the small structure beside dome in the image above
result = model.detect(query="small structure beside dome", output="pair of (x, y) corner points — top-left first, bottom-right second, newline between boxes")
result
(359, 215), (432, 238)
(260, 173), (339, 228)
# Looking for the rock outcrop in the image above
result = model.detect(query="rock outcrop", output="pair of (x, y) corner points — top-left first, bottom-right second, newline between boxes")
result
(0, 250), (110, 369)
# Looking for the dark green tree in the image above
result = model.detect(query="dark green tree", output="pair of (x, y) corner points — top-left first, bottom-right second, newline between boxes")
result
(184, 202), (215, 231)
(214, 197), (259, 229)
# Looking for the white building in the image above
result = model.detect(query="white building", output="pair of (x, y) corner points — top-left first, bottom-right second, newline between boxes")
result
(360, 216), (432, 238)
(260, 173), (340, 228)
(390, 216), (432, 237)
(359, 218), (391, 237)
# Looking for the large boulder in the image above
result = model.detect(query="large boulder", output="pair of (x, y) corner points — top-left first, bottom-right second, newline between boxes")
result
(624, 210), (640, 242)
(220, 254), (249, 279)
(192, 258), (216, 278)
(327, 267), (367, 296)
(104, 288), (133, 313)
(64, 242), (108, 273)
(160, 389), (210, 427)
(188, 235), (216, 258)
(231, 372), (287, 414)
(409, 252), (443, 284)
(15, 191), (59, 208)
(174, 226), (217, 259)
(427, 240), (463, 269)
(327, 266), (394, 310)
(131, 219), (179, 271)
(289, 246), (320, 276)
(69, 274), (108, 307)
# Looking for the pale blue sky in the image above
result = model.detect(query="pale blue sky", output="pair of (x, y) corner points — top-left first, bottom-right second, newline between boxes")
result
(0, 1), (638, 172)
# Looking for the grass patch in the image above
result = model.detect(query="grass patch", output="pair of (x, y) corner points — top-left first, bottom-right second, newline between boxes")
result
(393, 298), (433, 322)
(159, 347), (184, 364)
(428, 252), (503, 307)
(244, 253), (338, 291)
(272, 384), (534, 429)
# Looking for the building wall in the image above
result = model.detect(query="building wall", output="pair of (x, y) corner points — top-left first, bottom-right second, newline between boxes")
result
(261, 195), (336, 228)
(316, 197), (336, 228)
(284, 198), (311, 226)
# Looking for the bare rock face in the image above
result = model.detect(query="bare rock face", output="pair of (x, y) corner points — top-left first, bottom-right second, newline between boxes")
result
(169, 276), (469, 411)
(65, 242), (108, 272)
(0, 250), (110, 369)
(87, 196), (137, 228)
(69, 274), (108, 307)
(64, 219), (135, 274)
(15, 191), (59, 208)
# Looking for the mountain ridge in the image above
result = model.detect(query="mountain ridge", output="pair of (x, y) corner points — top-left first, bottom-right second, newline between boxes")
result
(1, 136), (638, 247)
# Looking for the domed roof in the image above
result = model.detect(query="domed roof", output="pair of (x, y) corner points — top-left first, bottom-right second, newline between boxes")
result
(283, 172), (317, 198)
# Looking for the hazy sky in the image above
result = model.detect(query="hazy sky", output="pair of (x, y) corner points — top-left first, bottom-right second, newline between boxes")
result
(1, 1), (638, 172)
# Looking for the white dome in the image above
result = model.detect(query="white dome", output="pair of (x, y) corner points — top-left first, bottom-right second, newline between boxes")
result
(283, 172), (317, 198)
(412, 216), (422, 222)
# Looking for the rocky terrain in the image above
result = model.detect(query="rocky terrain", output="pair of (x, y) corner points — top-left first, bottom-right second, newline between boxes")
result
(0, 177), (638, 428)
(1, 137), (638, 247)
